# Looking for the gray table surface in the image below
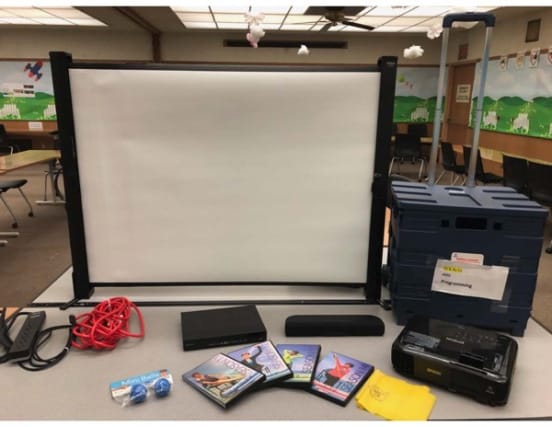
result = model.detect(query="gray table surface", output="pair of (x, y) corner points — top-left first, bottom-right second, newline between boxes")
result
(3, 269), (552, 421)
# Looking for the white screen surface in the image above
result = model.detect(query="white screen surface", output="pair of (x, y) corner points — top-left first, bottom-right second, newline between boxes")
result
(69, 68), (380, 283)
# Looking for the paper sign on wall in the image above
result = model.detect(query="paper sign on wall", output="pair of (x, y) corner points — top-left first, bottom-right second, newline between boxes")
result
(28, 121), (43, 131)
(455, 84), (471, 103)
(431, 259), (508, 301)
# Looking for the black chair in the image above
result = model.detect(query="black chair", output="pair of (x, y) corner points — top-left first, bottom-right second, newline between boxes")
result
(527, 161), (552, 254)
(407, 123), (428, 137)
(389, 133), (425, 181)
(462, 145), (502, 185)
(0, 124), (18, 155)
(502, 154), (528, 195)
(0, 179), (34, 228)
(436, 142), (465, 185)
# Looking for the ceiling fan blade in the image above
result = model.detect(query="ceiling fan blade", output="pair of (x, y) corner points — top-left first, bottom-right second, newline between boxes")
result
(320, 21), (334, 31)
(341, 19), (374, 31)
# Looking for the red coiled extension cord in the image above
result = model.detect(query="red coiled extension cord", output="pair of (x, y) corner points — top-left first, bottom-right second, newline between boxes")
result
(71, 297), (145, 350)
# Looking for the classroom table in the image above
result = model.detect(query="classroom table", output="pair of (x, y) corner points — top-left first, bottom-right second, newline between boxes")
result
(3, 267), (550, 421)
(0, 150), (63, 205)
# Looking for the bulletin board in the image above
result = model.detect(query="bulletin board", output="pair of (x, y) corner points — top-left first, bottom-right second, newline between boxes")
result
(0, 60), (57, 120)
(471, 50), (552, 139)
(50, 52), (397, 301)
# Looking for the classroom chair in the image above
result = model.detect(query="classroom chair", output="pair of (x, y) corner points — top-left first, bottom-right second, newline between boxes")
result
(0, 124), (18, 155)
(389, 133), (425, 181)
(502, 154), (529, 196)
(527, 161), (552, 254)
(0, 179), (34, 228)
(462, 146), (502, 185)
(436, 142), (465, 185)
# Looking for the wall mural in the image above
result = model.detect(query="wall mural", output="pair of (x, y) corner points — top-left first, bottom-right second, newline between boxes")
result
(393, 66), (439, 123)
(0, 60), (56, 120)
(471, 50), (552, 139)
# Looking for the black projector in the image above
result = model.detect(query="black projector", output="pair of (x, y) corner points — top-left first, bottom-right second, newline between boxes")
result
(391, 316), (518, 406)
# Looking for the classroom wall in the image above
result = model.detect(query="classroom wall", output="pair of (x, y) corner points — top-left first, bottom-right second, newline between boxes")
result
(162, 30), (442, 65)
(447, 7), (552, 173)
(0, 28), (151, 60)
(0, 26), (442, 65)
(448, 7), (552, 63)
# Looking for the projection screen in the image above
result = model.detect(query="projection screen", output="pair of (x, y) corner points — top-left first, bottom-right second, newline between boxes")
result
(50, 53), (397, 298)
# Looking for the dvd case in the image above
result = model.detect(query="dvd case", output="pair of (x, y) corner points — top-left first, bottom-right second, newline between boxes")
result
(182, 353), (265, 408)
(275, 344), (321, 388)
(226, 340), (293, 386)
(310, 351), (374, 406)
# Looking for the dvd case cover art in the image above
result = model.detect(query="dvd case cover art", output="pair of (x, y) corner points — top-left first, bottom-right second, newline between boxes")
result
(226, 340), (293, 386)
(275, 344), (321, 387)
(182, 353), (265, 408)
(310, 352), (374, 406)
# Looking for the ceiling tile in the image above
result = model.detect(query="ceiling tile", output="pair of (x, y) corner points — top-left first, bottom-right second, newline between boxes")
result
(387, 17), (428, 26)
(284, 14), (320, 24)
(373, 25), (408, 32)
(5, 8), (51, 18)
(356, 16), (394, 26)
(67, 18), (106, 26)
(0, 17), (40, 24)
(182, 21), (217, 29)
(260, 23), (283, 30)
(366, 6), (415, 16)
(402, 26), (432, 32)
(217, 22), (248, 29)
(32, 17), (73, 25)
(404, 6), (452, 16)
(280, 23), (316, 31)
(260, 14), (287, 24)
(41, 8), (89, 19)
(171, 6), (210, 13)
(213, 13), (247, 23)
(176, 13), (213, 22)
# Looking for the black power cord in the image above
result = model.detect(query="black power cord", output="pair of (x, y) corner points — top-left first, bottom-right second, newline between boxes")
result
(0, 308), (75, 371)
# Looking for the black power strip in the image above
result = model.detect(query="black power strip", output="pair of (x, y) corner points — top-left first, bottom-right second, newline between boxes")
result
(1, 309), (74, 371)
(8, 311), (46, 362)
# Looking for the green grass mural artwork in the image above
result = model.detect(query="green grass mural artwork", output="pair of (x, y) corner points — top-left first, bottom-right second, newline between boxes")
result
(0, 60), (57, 121)
(393, 67), (440, 124)
(0, 93), (56, 120)
(470, 52), (552, 139)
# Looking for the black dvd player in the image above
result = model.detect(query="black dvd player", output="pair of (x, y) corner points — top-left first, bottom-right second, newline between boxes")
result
(392, 316), (518, 406)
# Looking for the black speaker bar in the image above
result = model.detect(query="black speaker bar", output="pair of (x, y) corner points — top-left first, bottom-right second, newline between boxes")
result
(285, 315), (385, 337)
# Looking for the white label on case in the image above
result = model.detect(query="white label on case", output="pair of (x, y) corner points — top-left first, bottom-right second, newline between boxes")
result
(432, 259), (509, 301)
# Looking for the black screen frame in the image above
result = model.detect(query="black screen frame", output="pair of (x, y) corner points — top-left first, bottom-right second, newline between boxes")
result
(50, 51), (397, 303)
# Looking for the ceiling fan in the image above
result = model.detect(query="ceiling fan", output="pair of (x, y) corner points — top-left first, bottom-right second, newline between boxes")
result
(300, 6), (375, 32)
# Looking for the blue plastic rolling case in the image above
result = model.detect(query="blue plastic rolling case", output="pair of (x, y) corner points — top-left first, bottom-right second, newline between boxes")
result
(389, 182), (547, 336)
(388, 12), (548, 336)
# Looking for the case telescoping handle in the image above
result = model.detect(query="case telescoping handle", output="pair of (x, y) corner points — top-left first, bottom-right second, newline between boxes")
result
(442, 12), (496, 28)
(427, 12), (495, 187)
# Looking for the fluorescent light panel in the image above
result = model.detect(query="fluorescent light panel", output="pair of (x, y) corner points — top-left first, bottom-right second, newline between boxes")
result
(373, 25), (408, 32)
(366, 6), (415, 16)
(32, 17), (74, 25)
(0, 7), (105, 26)
(404, 6), (451, 16)
(176, 13), (213, 22)
(183, 21), (217, 29)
